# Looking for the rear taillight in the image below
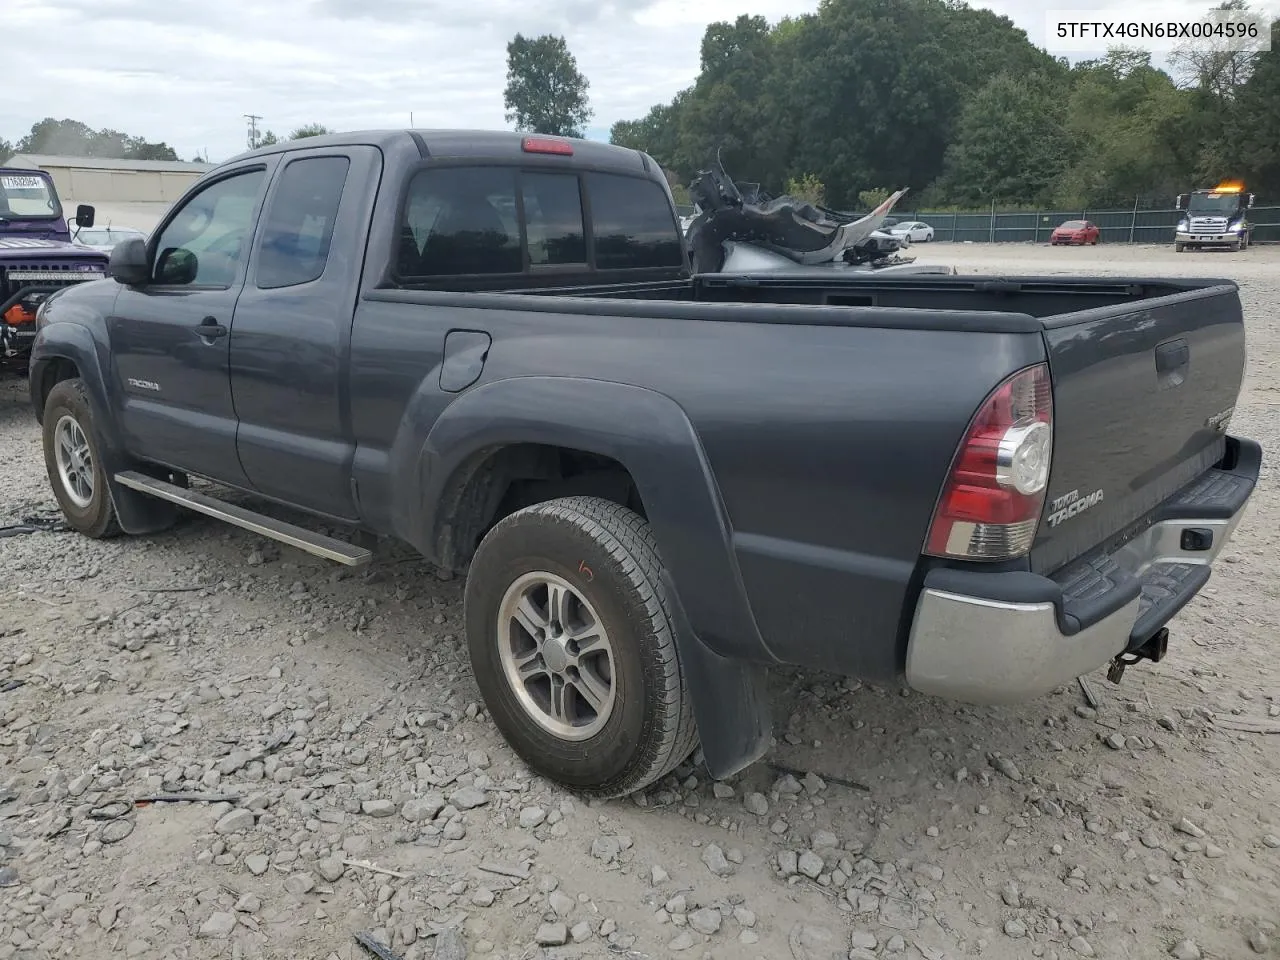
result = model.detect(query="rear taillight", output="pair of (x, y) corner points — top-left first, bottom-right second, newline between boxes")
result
(925, 363), (1053, 561)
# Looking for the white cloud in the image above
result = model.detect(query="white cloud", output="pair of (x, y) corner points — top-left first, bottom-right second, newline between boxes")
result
(6, 0), (1270, 162)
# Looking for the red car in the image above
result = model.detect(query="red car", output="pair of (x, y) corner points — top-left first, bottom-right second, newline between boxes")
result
(1050, 219), (1100, 245)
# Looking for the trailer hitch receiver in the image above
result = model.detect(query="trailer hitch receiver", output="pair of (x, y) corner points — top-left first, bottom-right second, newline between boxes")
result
(1106, 627), (1170, 684)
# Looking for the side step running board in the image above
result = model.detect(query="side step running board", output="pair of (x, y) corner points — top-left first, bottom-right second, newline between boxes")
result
(114, 471), (372, 566)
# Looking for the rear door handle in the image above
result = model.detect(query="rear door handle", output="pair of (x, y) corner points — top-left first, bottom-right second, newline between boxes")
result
(195, 316), (227, 340)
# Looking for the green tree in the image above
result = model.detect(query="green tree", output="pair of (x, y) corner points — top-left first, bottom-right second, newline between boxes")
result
(785, 174), (826, 205)
(857, 188), (892, 209)
(610, 94), (689, 170)
(938, 71), (1071, 205)
(289, 124), (333, 139)
(610, 0), (1067, 207)
(16, 118), (178, 160)
(1225, 18), (1280, 194)
(1169, 0), (1261, 97)
(0, 138), (12, 164)
(1058, 50), (1197, 204)
(258, 131), (279, 147)
(503, 34), (592, 138)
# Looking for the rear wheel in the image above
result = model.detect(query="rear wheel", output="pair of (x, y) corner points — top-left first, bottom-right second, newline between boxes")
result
(42, 379), (120, 538)
(463, 496), (698, 797)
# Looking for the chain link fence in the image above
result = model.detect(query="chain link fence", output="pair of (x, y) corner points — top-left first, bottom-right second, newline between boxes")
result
(893, 204), (1279, 244)
(674, 200), (1280, 244)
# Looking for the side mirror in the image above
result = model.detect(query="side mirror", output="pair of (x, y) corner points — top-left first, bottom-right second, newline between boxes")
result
(154, 247), (198, 285)
(107, 238), (151, 286)
(1248, 193), (1255, 208)
(75, 204), (96, 228)
(1174, 195), (1183, 210)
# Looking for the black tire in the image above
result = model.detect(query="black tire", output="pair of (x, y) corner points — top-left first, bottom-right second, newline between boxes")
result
(1175, 242), (1185, 252)
(464, 496), (698, 797)
(42, 378), (120, 538)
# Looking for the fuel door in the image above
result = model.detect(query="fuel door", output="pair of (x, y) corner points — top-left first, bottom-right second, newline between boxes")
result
(440, 330), (492, 393)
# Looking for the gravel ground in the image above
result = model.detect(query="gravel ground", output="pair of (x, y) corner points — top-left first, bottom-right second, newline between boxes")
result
(1, 243), (1278, 960)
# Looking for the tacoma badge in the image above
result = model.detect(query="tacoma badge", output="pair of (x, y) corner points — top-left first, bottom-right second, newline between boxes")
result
(1046, 488), (1104, 528)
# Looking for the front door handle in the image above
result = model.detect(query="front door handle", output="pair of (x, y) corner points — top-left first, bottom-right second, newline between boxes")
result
(196, 316), (227, 340)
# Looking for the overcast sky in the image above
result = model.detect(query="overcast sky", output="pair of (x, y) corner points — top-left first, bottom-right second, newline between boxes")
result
(7, 0), (1272, 163)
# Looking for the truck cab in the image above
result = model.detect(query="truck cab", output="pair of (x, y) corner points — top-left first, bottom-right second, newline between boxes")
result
(1, 167), (110, 372)
(1174, 182), (1254, 252)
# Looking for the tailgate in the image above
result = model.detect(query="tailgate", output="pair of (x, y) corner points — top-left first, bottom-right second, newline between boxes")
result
(1030, 283), (1245, 574)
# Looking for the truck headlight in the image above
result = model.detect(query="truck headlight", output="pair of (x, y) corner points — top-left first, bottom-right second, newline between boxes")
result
(1178, 220), (1189, 231)
(1229, 222), (1243, 232)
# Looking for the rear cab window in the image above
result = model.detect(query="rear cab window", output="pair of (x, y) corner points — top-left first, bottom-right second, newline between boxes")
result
(395, 163), (683, 286)
(586, 172), (684, 270)
(256, 155), (350, 289)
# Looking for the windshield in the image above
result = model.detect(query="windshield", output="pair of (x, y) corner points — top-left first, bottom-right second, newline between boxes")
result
(0, 172), (62, 219)
(1187, 193), (1241, 215)
(1059, 220), (1085, 229)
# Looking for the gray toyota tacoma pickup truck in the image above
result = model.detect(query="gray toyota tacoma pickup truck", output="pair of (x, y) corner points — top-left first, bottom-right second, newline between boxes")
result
(28, 130), (1261, 798)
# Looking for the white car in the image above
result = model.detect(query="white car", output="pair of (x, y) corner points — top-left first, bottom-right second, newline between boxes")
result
(888, 221), (934, 243)
(72, 226), (147, 253)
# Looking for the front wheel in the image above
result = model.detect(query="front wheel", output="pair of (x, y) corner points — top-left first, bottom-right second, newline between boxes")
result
(1175, 242), (1185, 252)
(42, 379), (120, 538)
(463, 496), (698, 797)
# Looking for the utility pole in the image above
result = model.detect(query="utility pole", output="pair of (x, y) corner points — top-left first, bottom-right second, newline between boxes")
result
(244, 114), (263, 150)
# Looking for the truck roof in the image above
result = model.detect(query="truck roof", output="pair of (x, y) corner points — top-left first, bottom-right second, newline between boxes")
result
(223, 129), (662, 180)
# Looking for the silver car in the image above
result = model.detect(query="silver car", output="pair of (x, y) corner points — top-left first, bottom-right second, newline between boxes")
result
(72, 226), (147, 253)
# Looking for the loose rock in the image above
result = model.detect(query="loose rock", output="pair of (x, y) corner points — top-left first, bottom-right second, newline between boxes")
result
(245, 854), (270, 877)
(548, 890), (574, 918)
(1070, 936), (1095, 956)
(535, 922), (569, 946)
(689, 907), (722, 935)
(701, 843), (732, 877)
(519, 806), (546, 829)
(449, 787), (488, 810)
(199, 912), (237, 939)
(316, 857), (345, 882)
(991, 756), (1022, 781)
(798, 850), (824, 879)
(402, 795), (445, 822)
(215, 809), (255, 834)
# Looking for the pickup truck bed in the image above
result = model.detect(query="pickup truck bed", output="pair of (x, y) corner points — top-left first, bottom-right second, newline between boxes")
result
(28, 129), (1259, 797)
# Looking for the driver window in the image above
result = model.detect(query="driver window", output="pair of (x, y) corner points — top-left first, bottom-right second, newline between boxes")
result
(152, 169), (266, 286)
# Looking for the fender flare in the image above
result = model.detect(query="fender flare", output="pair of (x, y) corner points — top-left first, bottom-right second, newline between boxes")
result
(29, 323), (177, 535)
(395, 376), (774, 778)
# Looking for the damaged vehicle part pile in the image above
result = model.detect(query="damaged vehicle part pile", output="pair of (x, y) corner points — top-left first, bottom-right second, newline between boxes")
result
(685, 156), (951, 275)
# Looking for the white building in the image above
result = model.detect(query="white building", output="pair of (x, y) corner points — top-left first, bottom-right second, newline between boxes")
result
(5, 154), (214, 233)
